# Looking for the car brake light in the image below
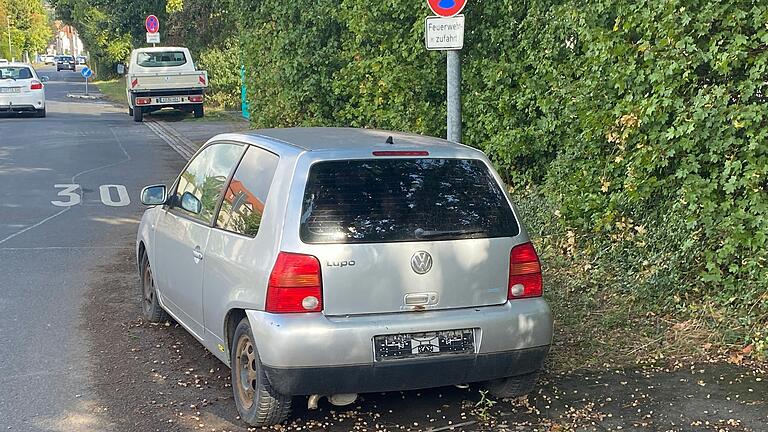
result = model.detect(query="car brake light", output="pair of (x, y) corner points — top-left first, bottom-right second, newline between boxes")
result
(266, 252), (323, 313)
(135, 97), (151, 105)
(372, 151), (430, 156)
(188, 95), (203, 103)
(508, 242), (543, 299)
(30, 80), (43, 90)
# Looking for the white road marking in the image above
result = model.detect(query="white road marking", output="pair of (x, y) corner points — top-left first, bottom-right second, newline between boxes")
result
(51, 184), (82, 207)
(98, 184), (131, 207)
(0, 128), (132, 246)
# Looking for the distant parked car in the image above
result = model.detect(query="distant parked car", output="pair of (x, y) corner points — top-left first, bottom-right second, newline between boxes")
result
(56, 55), (76, 71)
(0, 62), (47, 117)
(43, 55), (56, 65)
(136, 127), (553, 427)
(76, 56), (87, 65)
(0, 59), (8, 65)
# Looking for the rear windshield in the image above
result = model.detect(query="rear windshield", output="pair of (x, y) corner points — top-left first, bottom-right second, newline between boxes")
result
(0, 67), (33, 80)
(300, 158), (519, 244)
(136, 51), (187, 67)
(58, 56), (74, 61)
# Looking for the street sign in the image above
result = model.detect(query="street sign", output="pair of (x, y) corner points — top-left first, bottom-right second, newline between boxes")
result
(427, 0), (467, 17)
(81, 66), (93, 79)
(146, 32), (160, 44)
(145, 15), (160, 33)
(425, 15), (465, 50)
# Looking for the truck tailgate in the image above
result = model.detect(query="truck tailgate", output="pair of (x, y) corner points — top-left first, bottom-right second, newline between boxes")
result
(128, 71), (208, 91)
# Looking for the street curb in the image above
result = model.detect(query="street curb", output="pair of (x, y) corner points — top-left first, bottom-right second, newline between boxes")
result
(144, 120), (199, 160)
(66, 93), (104, 100)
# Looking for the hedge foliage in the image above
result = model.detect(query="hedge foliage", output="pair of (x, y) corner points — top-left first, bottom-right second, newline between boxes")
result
(238, 0), (767, 349)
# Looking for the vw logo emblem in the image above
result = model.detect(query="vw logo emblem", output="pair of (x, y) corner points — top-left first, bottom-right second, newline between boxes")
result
(411, 251), (433, 275)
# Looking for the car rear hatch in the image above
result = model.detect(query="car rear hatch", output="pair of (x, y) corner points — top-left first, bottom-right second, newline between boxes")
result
(298, 156), (521, 316)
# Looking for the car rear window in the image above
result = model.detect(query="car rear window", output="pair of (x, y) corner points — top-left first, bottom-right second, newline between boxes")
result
(0, 67), (32, 80)
(136, 51), (187, 67)
(300, 158), (519, 244)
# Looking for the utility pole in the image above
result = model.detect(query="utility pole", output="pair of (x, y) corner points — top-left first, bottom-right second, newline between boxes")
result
(446, 50), (461, 143)
(6, 16), (11, 60)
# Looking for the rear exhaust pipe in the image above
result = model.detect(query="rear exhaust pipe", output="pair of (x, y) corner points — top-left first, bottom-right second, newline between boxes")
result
(307, 393), (358, 410)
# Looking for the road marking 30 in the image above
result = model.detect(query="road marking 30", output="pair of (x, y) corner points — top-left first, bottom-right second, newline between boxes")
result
(52, 184), (132, 207)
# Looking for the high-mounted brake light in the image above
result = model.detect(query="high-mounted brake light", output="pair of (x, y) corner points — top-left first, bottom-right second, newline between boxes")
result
(266, 252), (323, 313)
(30, 80), (43, 90)
(508, 242), (543, 299)
(372, 151), (430, 156)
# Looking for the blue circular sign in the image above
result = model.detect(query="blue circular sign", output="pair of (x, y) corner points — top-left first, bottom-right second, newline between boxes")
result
(81, 67), (93, 78)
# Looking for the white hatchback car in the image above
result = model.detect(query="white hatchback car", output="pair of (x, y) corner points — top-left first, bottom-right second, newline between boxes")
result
(0, 63), (47, 117)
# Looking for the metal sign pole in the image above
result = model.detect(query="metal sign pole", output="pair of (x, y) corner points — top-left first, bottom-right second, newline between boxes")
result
(446, 50), (461, 142)
(85, 76), (88, 96)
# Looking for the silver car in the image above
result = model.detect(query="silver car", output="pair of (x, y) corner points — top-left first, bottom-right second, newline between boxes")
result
(136, 128), (553, 426)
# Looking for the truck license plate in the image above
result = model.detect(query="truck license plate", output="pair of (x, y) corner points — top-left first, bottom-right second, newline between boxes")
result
(159, 97), (181, 103)
(0, 87), (20, 93)
(374, 329), (475, 361)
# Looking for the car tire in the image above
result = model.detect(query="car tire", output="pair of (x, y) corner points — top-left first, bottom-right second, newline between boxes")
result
(193, 104), (204, 118)
(231, 317), (291, 426)
(34, 108), (46, 118)
(139, 253), (168, 323)
(482, 370), (540, 399)
(133, 107), (143, 122)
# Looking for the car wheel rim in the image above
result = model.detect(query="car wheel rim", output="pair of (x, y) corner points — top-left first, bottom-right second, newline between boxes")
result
(235, 334), (257, 409)
(142, 264), (154, 312)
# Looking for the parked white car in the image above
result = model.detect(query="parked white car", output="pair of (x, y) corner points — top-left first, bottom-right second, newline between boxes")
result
(0, 63), (47, 117)
(136, 128), (553, 426)
(120, 46), (208, 122)
(0, 59), (9, 65)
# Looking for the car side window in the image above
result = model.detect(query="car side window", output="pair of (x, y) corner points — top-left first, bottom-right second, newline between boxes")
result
(173, 142), (245, 224)
(216, 146), (279, 237)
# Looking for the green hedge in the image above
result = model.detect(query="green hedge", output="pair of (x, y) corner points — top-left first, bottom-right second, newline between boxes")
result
(239, 0), (767, 352)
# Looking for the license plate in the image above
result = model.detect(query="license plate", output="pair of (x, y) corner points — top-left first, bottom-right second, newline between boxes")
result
(0, 87), (20, 93)
(374, 329), (475, 361)
(159, 97), (182, 103)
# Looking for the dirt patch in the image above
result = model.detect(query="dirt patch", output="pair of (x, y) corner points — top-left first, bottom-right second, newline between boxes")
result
(82, 246), (767, 431)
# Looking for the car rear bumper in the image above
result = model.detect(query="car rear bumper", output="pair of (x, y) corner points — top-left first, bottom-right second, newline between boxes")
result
(0, 104), (39, 112)
(245, 298), (553, 394)
(263, 345), (549, 395)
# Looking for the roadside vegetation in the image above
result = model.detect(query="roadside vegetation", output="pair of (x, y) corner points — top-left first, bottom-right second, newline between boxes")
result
(0, 0), (51, 61)
(55, 0), (768, 364)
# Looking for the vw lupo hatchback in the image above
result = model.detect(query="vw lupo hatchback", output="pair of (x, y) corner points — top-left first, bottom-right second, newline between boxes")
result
(136, 128), (553, 426)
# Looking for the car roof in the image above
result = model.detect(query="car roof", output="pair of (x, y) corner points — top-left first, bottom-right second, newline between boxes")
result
(134, 46), (189, 53)
(223, 127), (476, 153)
(2, 62), (32, 68)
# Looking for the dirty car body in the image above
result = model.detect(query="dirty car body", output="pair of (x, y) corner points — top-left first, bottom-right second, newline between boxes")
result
(136, 127), (554, 426)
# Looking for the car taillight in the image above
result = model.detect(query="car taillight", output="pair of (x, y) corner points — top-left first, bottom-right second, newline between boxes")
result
(136, 97), (151, 105)
(508, 242), (543, 299)
(30, 81), (43, 90)
(372, 151), (430, 156)
(188, 95), (203, 103)
(266, 252), (323, 313)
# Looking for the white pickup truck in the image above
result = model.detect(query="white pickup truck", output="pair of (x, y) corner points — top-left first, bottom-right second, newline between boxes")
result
(121, 47), (208, 122)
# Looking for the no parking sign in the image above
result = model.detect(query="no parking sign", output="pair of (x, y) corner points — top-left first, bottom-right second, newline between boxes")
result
(427, 0), (466, 17)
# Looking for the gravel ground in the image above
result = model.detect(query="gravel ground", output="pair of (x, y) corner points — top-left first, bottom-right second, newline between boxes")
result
(82, 243), (767, 432)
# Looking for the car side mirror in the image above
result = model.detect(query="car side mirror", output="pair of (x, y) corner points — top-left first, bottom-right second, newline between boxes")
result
(116, 63), (125, 75)
(39, 76), (49, 83)
(140, 185), (167, 205)
(180, 191), (202, 214)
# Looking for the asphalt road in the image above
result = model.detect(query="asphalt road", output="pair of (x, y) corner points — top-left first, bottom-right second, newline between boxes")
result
(0, 66), (766, 432)
(0, 66), (184, 431)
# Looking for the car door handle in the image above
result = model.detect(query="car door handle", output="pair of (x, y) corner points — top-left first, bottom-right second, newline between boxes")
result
(192, 248), (204, 261)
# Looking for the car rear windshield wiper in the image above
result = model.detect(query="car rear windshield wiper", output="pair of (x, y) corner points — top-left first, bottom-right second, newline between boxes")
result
(414, 228), (488, 239)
